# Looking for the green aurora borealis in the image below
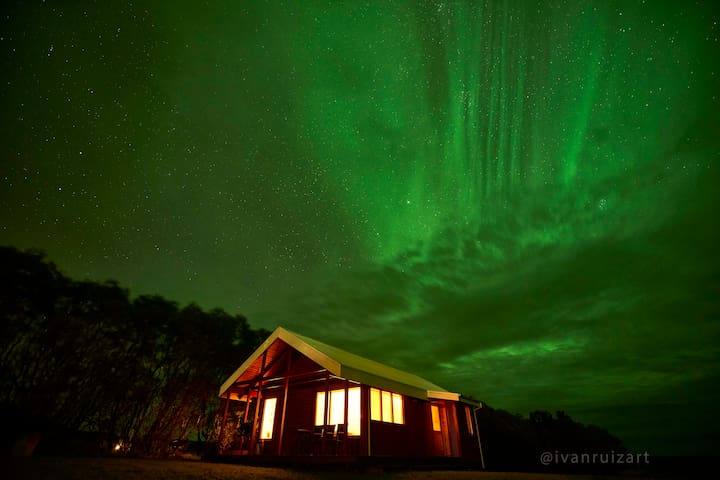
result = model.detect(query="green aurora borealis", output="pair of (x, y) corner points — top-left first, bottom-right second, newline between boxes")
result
(1, 0), (719, 455)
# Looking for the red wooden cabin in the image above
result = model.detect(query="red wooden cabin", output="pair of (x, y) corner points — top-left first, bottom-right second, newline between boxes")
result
(217, 327), (484, 464)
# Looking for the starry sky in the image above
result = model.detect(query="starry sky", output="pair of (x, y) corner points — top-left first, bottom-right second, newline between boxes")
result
(1, 0), (719, 456)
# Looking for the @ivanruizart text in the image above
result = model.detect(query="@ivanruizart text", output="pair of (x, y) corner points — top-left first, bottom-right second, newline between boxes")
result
(540, 451), (650, 466)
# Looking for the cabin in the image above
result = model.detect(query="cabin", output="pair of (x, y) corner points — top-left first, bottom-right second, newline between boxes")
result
(217, 327), (484, 465)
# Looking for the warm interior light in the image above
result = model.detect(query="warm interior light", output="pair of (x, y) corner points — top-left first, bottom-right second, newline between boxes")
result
(370, 388), (403, 425)
(370, 388), (381, 421)
(431, 405), (441, 431)
(347, 387), (361, 435)
(392, 393), (403, 424)
(381, 390), (392, 423)
(315, 387), (362, 436)
(315, 392), (326, 426)
(329, 389), (345, 426)
(260, 398), (277, 439)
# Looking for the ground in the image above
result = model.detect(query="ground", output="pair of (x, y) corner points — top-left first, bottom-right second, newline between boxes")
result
(5, 457), (672, 480)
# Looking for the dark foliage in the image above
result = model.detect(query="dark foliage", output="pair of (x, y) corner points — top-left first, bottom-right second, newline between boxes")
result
(0, 246), (269, 457)
(477, 405), (626, 472)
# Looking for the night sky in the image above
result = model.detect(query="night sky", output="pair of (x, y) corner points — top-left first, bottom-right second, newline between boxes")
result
(2, 0), (719, 456)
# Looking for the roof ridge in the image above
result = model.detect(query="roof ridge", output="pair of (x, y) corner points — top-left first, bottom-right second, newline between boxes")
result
(283, 327), (448, 393)
(220, 326), (461, 401)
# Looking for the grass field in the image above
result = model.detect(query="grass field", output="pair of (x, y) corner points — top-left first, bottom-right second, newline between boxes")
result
(5, 457), (671, 480)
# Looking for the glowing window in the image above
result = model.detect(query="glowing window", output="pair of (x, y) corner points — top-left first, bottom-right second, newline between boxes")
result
(315, 392), (326, 426)
(381, 390), (392, 422)
(329, 389), (345, 426)
(465, 406), (474, 435)
(347, 387), (361, 436)
(260, 398), (277, 439)
(431, 405), (441, 431)
(370, 388), (404, 425)
(392, 393), (403, 424)
(315, 387), (361, 436)
(370, 388), (381, 421)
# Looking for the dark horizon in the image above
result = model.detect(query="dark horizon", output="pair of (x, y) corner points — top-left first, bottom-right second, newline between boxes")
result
(1, 0), (718, 457)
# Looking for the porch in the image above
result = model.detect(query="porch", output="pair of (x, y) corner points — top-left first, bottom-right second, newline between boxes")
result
(217, 337), (369, 458)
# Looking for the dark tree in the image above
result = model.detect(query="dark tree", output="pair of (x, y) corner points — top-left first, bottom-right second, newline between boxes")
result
(0, 246), (267, 457)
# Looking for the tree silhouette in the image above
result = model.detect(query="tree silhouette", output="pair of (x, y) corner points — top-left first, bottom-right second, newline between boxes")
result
(478, 405), (626, 472)
(0, 246), (267, 456)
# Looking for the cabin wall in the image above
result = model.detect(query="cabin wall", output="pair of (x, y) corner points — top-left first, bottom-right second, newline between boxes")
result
(260, 379), (329, 455)
(260, 378), (436, 458)
(448, 402), (461, 457)
(456, 403), (482, 460)
(262, 377), (366, 456)
(277, 382), (317, 455)
(369, 396), (427, 457)
(259, 381), (482, 459)
(427, 400), (470, 458)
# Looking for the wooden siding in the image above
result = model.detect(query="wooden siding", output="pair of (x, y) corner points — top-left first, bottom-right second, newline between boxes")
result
(369, 396), (427, 456)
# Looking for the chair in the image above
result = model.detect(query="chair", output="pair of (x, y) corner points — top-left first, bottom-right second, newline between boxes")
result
(311, 425), (324, 455)
(332, 424), (345, 455)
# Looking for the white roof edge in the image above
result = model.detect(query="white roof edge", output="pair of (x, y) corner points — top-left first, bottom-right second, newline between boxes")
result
(218, 327), (342, 397)
(427, 390), (461, 401)
(459, 397), (482, 407)
(220, 327), (467, 404)
(280, 328), (342, 376)
(219, 329), (278, 396)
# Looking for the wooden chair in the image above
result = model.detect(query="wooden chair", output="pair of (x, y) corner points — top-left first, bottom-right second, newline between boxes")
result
(332, 424), (345, 455)
(311, 425), (324, 455)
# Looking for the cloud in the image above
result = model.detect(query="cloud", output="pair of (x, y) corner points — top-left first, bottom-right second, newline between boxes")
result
(257, 163), (719, 454)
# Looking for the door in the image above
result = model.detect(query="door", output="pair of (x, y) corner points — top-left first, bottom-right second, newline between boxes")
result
(430, 402), (451, 456)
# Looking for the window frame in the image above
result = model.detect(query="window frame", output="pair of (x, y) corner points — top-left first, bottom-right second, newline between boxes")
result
(370, 388), (404, 425)
(315, 387), (361, 436)
(260, 397), (277, 440)
(431, 404), (441, 431)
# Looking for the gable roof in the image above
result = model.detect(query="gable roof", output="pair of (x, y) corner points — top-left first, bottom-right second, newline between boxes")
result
(219, 326), (463, 402)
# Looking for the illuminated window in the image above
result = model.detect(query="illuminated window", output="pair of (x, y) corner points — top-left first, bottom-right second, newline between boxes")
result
(465, 406), (474, 435)
(392, 393), (403, 424)
(370, 388), (381, 421)
(347, 387), (361, 436)
(431, 405), (441, 431)
(370, 388), (404, 425)
(260, 398), (277, 439)
(381, 390), (392, 422)
(315, 387), (361, 436)
(315, 392), (326, 426)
